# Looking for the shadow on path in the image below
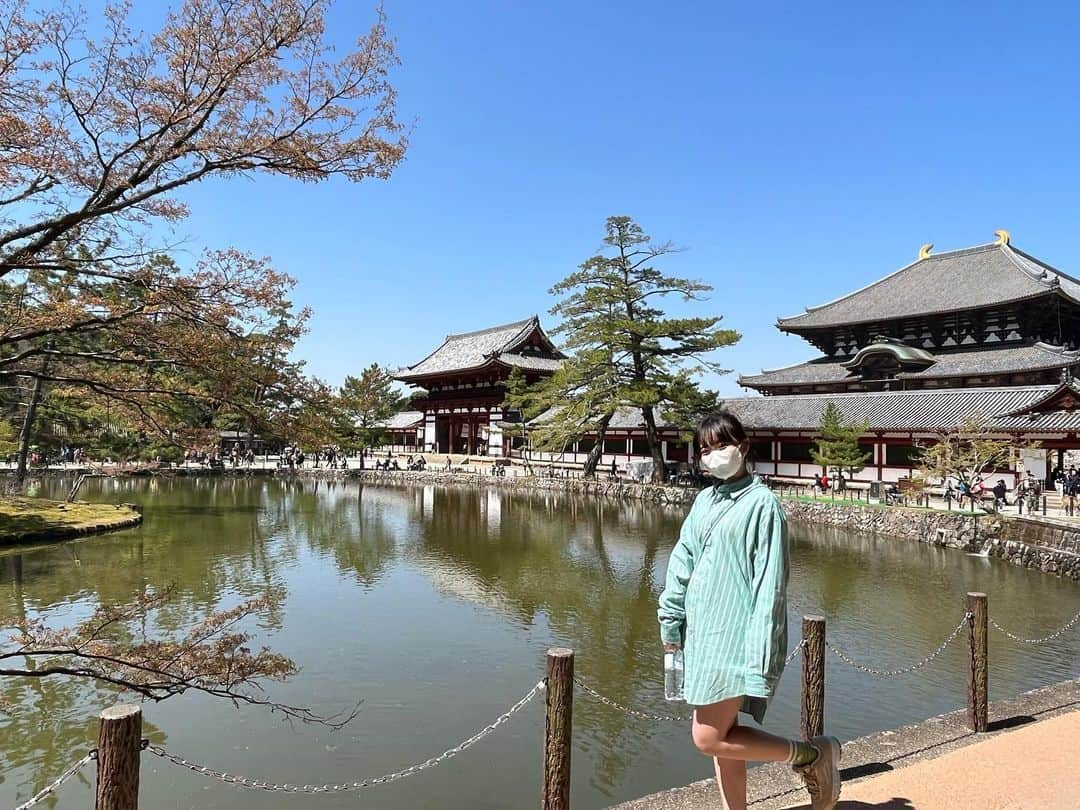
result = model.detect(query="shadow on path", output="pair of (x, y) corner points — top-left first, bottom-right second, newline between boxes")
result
(785, 799), (915, 809)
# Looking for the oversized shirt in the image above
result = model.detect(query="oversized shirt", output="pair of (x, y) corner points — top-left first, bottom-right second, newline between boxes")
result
(657, 475), (789, 721)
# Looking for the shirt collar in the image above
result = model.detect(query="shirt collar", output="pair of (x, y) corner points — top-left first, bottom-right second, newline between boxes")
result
(711, 474), (757, 500)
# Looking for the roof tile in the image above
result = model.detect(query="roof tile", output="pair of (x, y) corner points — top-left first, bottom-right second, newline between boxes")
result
(778, 243), (1080, 330)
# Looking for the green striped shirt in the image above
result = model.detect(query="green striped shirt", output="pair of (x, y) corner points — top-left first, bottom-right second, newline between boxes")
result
(658, 475), (789, 721)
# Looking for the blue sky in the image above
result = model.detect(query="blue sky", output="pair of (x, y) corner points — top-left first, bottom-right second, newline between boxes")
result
(170, 0), (1080, 398)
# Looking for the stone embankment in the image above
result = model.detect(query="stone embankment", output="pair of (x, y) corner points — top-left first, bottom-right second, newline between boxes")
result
(781, 499), (1080, 580)
(345, 469), (699, 505)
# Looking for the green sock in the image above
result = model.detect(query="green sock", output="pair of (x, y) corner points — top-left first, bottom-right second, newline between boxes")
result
(787, 740), (819, 767)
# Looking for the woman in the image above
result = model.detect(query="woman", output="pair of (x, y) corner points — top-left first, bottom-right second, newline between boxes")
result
(658, 411), (841, 810)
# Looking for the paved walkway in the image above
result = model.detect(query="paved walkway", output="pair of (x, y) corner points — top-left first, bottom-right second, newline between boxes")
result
(611, 680), (1080, 810)
(782, 709), (1080, 809)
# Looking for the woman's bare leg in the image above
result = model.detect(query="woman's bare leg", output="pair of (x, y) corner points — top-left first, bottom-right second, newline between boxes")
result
(692, 698), (794, 763)
(712, 715), (747, 810)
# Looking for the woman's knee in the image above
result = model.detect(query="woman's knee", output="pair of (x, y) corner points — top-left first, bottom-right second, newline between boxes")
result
(691, 730), (743, 760)
(692, 720), (735, 755)
(692, 724), (719, 754)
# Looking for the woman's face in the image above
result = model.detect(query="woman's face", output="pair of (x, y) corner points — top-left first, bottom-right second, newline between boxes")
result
(699, 438), (750, 467)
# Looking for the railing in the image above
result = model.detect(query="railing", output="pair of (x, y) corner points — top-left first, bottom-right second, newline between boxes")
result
(16, 592), (1080, 810)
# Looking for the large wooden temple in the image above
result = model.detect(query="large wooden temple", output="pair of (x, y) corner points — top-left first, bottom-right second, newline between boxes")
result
(727, 231), (1080, 486)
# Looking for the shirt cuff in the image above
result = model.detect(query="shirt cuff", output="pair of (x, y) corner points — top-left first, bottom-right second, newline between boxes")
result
(659, 622), (684, 644)
(743, 672), (775, 696)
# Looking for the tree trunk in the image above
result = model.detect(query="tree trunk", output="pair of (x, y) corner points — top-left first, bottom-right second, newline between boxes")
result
(641, 406), (666, 483)
(15, 371), (47, 487)
(582, 412), (613, 477)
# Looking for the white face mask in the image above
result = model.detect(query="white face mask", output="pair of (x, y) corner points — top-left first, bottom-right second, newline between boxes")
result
(700, 445), (745, 480)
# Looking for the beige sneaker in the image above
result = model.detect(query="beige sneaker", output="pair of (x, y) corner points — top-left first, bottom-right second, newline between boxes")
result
(793, 735), (841, 810)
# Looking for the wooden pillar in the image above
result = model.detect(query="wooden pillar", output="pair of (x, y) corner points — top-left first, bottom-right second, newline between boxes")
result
(966, 592), (988, 732)
(543, 648), (574, 810)
(96, 704), (142, 810)
(801, 616), (825, 740)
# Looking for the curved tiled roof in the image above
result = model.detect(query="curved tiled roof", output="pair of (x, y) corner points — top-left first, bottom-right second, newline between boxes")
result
(778, 242), (1080, 331)
(396, 316), (564, 381)
(378, 410), (423, 430)
(496, 353), (563, 372)
(529, 405), (681, 430)
(724, 386), (1080, 432)
(738, 343), (1080, 389)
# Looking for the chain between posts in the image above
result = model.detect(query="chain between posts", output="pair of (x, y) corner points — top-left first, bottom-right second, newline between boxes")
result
(12, 750), (97, 810)
(573, 641), (806, 722)
(826, 613), (972, 678)
(990, 607), (1080, 644)
(145, 680), (545, 794)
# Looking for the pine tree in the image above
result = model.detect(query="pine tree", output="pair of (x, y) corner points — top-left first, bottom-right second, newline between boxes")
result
(337, 365), (406, 459)
(811, 402), (871, 482)
(512, 216), (734, 480)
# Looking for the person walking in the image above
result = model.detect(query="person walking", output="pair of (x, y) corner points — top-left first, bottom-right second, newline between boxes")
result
(658, 411), (841, 810)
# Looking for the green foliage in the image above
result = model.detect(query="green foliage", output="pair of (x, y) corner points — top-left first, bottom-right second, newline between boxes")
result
(916, 413), (1021, 488)
(0, 419), (19, 457)
(811, 401), (871, 475)
(514, 216), (735, 478)
(337, 364), (407, 449)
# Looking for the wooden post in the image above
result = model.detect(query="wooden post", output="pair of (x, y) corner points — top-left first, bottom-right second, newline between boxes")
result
(801, 616), (825, 740)
(1042, 495), (1047, 515)
(543, 648), (574, 810)
(96, 704), (142, 810)
(966, 593), (988, 733)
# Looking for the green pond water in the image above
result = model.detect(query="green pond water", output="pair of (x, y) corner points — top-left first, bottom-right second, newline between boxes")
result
(1, 477), (1078, 809)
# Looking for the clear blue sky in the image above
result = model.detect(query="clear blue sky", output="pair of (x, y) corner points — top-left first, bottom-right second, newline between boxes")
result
(171, 0), (1080, 399)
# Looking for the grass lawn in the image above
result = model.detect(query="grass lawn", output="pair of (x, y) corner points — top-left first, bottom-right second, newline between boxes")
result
(0, 496), (141, 544)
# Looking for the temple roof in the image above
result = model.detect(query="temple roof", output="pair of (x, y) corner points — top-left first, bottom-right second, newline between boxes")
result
(724, 385), (1080, 433)
(396, 316), (564, 382)
(738, 343), (1080, 390)
(378, 410), (424, 430)
(529, 405), (681, 431)
(778, 239), (1080, 331)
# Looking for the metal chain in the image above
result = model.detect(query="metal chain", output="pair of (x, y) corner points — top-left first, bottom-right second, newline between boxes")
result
(13, 750), (96, 810)
(573, 677), (693, 722)
(145, 680), (545, 794)
(990, 607), (1080, 644)
(573, 642), (805, 723)
(826, 613), (972, 678)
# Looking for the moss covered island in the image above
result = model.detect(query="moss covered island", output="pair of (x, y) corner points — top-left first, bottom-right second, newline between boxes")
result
(0, 497), (141, 545)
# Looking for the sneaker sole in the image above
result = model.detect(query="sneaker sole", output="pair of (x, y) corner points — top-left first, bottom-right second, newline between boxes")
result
(825, 736), (842, 807)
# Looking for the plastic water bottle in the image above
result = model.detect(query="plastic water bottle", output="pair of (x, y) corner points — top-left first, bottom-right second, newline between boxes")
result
(663, 649), (684, 701)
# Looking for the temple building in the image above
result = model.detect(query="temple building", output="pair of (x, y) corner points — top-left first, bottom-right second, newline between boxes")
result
(727, 231), (1080, 486)
(395, 317), (565, 455)
(394, 317), (695, 467)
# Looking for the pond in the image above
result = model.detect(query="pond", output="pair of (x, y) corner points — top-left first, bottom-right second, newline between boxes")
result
(1, 477), (1078, 809)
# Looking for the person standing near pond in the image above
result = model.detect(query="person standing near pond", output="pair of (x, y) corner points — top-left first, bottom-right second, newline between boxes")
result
(658, 411), (841, 810)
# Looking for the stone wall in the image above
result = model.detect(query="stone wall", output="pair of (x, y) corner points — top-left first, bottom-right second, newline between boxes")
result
(341, 469), (699, 505)
(780, 499), (1080, 581)
(779, 499), (984, 550)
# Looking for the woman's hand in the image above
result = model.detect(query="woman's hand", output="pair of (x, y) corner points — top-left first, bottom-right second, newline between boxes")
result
(662, 642), (682, 652)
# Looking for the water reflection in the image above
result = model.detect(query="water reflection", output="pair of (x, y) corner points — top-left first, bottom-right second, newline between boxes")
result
(0, 478), (1077, 810)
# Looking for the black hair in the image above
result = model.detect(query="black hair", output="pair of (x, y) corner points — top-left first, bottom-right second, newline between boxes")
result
(693, 410), (753, 465)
